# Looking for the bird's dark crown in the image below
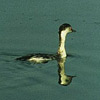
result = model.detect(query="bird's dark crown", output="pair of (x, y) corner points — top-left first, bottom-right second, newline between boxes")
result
(59, 23), (71, 34)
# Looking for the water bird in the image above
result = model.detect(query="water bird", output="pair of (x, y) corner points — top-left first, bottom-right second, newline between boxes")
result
(16, 23), (76, 63)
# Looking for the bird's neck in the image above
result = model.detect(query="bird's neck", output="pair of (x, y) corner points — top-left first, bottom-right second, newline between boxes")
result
(57, 31), (67, 58)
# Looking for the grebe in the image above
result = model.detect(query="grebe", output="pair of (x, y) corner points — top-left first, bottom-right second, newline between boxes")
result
(16, 23), (76, 63)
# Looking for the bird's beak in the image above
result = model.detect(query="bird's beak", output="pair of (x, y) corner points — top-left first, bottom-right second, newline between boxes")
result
(72, 29), (76, 32)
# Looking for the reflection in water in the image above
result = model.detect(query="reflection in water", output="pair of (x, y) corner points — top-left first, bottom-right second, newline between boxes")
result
(57, 57), (75, 86)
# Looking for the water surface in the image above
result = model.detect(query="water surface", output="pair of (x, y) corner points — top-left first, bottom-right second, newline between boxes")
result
(0, 0), (100, 100)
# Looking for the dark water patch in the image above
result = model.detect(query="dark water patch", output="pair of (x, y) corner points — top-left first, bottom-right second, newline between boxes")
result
(29, 18), (33, 20)
(94, 22), (100, 25)
(22, 13), (25, 15)
(19, 22), (22, 24)
(0, 52), (20, 57)
(83, 20), (86, 22)
(54, 19), (60, 22)
(67, 53), (81, 58)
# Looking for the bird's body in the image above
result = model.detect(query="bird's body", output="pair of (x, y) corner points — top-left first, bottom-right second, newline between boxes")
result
(16, 53), (57, 63)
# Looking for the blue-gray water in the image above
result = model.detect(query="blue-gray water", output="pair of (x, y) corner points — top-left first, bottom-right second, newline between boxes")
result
(0, 0), (100, 100)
